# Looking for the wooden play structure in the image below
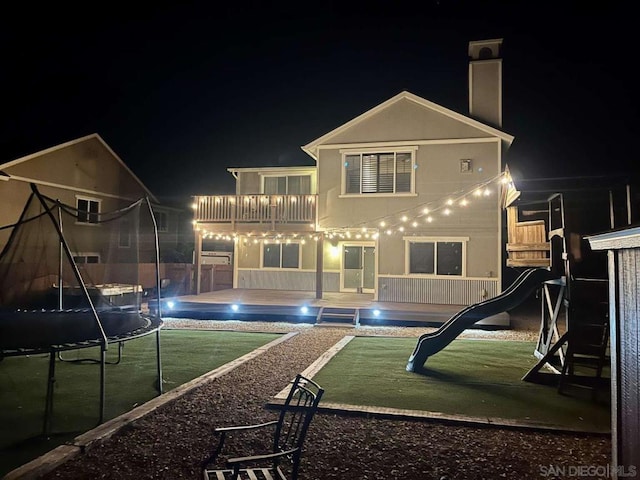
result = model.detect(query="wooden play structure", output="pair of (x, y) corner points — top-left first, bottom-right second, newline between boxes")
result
(503, 170), (637, 397)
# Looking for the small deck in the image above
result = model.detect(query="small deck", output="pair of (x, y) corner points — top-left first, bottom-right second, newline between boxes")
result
(156, 289), (511, 328)
(192, 194), (317, 233)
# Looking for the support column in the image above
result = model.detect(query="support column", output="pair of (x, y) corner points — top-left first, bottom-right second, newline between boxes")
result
(316, 233), (324, 299)
(194, 230), (202, 295)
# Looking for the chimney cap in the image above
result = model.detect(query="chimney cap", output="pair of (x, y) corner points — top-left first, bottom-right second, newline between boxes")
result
(468, 38), (503, 59)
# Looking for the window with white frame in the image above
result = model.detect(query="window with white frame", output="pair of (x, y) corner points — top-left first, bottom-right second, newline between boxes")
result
(155, 211), (168, 232)
(405, 237), (467, 276)
(76, 197), (100, 224)
(119, 218), (131, 248)
(343, 150), (414, 195)
(263, 175), (311, 194)
(262, 242), (300, 268)
(73, 253), (100, 264)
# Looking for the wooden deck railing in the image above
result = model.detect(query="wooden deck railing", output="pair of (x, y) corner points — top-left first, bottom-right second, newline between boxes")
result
(193, 194), (317, 230)
(506, 207), (551, 267)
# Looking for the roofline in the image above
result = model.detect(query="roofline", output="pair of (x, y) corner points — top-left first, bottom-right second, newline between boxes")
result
(468, 38), (503, 48)
(226, 165), (317, 174)
(0, 134), (158, 203)
(300, 90), (514, 160)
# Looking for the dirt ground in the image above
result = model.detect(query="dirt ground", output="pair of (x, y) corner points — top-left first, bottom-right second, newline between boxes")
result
(31, 302), (611, 480)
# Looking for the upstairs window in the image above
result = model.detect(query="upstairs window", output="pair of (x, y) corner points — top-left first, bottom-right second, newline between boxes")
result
(262, 242), (300, 269)
(73, 253), (100, 264)
(119, 218), (131, 248)
(76, 197), (100, 224)
(155, 211), (168, 232)
(405, 237), (467, 276)
(263, 175), (311, 194)
(343, 150), (414, 195)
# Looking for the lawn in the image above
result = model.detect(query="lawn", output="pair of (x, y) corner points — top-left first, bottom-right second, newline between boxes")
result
(312, 336), (610, 432)
(0, 329), (280, 476)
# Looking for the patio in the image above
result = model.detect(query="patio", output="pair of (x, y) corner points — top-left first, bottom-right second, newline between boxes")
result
(157, 288), (511, 328)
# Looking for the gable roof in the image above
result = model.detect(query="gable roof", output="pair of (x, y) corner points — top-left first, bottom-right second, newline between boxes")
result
(0, 133), (158, 203)
(301, 90), (514, 160)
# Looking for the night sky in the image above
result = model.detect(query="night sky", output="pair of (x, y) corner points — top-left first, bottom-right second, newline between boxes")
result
(1, 2), (636, 205)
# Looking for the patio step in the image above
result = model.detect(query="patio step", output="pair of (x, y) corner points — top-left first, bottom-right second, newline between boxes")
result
(315, 307), (359, 327)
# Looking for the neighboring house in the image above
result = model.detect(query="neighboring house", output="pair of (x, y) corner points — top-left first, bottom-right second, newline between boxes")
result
(0, 134), (184, 277)
(154, 203), (194, 263)
(192, 39), (515, 305)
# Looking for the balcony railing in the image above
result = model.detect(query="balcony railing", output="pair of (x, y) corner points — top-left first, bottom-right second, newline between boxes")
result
(193, 194), (317, 230)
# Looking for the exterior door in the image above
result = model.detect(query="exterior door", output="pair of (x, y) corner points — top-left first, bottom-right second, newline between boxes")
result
(341, 244), (375, 293)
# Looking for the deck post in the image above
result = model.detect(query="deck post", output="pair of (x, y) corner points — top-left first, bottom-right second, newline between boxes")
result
(316, 233), (324, 299)
(195, 230), (202, 294)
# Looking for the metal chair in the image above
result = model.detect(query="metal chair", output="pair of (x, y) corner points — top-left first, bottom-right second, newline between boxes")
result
(203, 374), (324, 480)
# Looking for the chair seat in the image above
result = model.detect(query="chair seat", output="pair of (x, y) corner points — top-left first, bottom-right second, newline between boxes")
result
(204, 466), (288, 480)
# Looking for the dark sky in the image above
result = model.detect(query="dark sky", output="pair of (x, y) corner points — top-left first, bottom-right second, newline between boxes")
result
(1, 2), (636, 204)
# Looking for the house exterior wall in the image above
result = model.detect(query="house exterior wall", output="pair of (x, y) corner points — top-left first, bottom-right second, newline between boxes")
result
(235, 237), (341, 291)
(0, 136), (163, 266)
(326, 98), (490, 144)
(233, 167), (318, 195)
(317, 140), (500, 277)
(469, 59), (502, 128)
(3, 137), (144, 201)
(313, 97), (503, 303)
(220, 94), (507, 304)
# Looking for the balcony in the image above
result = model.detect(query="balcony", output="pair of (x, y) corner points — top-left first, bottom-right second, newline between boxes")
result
(192, 194), (317, 233)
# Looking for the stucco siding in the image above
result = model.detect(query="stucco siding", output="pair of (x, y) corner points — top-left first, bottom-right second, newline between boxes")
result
(378, 275), (499, 304)
(327, 98), (493, 145)
(318, 141), (499, 227)
(470, 60), (501, 128)
(4, 137), (143, 199)
(237, 269), (340, 291)
(317, 140), (501, 278)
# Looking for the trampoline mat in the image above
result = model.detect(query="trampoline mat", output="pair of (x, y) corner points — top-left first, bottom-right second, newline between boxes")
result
(0, 309), (152, 351)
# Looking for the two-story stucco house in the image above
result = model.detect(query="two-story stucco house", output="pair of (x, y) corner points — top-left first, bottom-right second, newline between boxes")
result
(192, 39), (515, 306)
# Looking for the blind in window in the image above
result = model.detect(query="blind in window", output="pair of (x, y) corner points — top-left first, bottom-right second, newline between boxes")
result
(345, 155), (361, 194)
(361, 154), (379, 193)
(264, 177), (287, 194)
(396, 153), (412, 192)
(287, 175), (311, 194)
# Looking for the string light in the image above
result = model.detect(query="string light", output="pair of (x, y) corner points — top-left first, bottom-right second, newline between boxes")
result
(193, 171), (509, 241)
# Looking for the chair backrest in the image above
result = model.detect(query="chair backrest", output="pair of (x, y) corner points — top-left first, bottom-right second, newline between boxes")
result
(272, 374), (324, 473)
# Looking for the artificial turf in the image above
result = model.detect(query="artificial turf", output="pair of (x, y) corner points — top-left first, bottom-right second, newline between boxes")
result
(0, 328), (280, 476)
(312, 336), (611, 432)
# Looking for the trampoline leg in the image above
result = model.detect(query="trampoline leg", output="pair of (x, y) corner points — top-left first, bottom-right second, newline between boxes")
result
(43, 351), (56, 435)
(155, 329), (163, 395)
(99, 345), (106, 424)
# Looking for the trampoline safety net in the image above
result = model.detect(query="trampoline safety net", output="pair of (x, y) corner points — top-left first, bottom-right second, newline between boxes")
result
(0, 184), (161, 350)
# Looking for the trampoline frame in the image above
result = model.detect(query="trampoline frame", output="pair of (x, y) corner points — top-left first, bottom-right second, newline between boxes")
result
(0, 184), (165, 433)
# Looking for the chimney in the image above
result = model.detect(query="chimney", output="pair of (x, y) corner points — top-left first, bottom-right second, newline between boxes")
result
(468, 39), (503, 128)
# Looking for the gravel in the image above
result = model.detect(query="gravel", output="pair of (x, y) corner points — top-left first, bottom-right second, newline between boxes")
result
(40, 312), (611, 480)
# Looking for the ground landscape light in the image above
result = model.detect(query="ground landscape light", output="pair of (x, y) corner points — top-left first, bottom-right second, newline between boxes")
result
(373, 309), (381, 316)
(166, 300), (175, 309)
(300, 306), (309, 314)
(231, 304), (239, 312)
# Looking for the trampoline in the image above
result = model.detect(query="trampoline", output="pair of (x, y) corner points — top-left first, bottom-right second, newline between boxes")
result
(0, 183), (165, 433)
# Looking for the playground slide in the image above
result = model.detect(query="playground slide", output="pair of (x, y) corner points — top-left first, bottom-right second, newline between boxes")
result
(406, 268), (558, 372)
